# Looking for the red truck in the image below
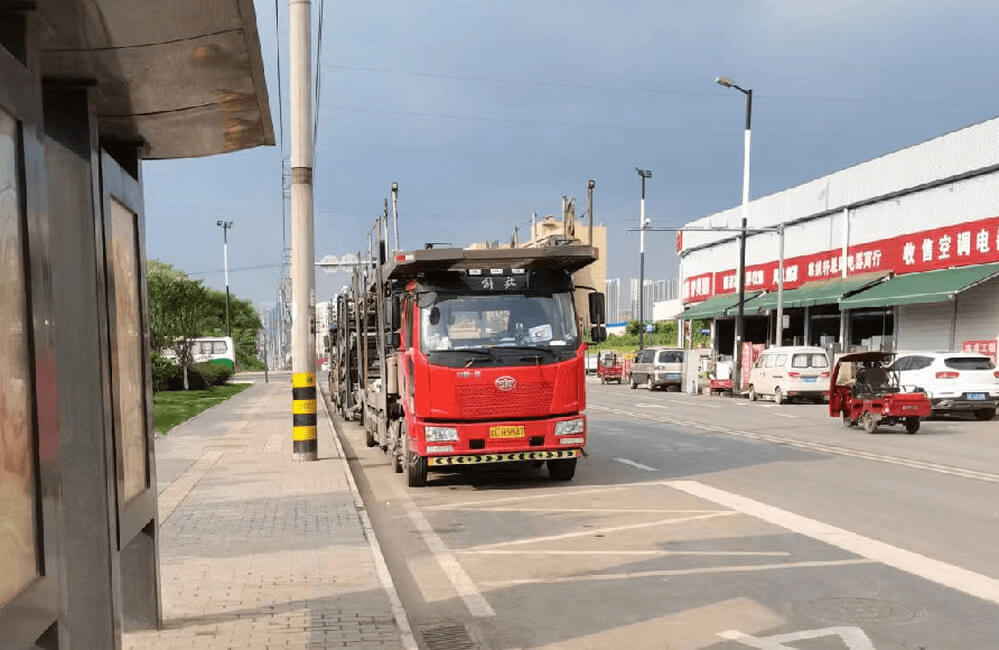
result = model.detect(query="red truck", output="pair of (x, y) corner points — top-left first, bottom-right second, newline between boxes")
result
(333, 244), (606, 487)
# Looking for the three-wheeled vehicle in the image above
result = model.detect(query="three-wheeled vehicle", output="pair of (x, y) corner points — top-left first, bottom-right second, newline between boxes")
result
(829, 351), (932, 434)
(597, 350), (623, 384)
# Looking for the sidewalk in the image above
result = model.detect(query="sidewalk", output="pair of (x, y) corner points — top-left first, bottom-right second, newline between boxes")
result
(124, 379), (409, 649)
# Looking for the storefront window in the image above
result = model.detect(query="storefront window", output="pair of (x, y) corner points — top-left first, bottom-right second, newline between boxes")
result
(0, 108), (39, 607)
(109, 198), (148, 502)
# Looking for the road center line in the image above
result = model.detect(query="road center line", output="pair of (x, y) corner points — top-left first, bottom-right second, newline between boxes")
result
(466, 511), (737, 551)
(667, 480), (999, 606)
(772, 413), (797, 419)
(588, 403), (999, 484)
(614, 457), (658, 471)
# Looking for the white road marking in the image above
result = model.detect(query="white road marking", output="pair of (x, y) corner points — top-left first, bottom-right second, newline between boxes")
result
(466, 507), (723, 513)
(422, 479), (667, 510)
(719, 626), (875, 650)
(461, 549), (791, 557)
(668, 480), (999, 606)
(466, 511), (737, 551)
(772, 412), (797, 419)
(589, 403), (999, 484)
(483, 558), (874, 587)
(402, 502), (496, 617)
(635, 403), (669, 409)
(614, 457), (658, 472)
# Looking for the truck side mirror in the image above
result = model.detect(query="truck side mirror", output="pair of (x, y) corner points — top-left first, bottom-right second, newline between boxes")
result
(588, 292), (606, 325)
(590, 325), (607, 344)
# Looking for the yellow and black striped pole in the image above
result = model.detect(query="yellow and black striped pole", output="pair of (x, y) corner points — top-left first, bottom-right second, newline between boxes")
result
(292, 372), (317, 460)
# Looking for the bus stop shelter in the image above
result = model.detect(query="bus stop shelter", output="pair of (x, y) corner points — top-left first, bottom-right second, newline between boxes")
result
(0, 3), (272, 648)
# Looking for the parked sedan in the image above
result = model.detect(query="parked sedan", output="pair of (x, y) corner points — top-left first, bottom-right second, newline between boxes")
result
(890, 351), (999, 420)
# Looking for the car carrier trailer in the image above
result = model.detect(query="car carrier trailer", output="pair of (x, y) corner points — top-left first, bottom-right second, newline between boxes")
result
(331, 227), (606, 486)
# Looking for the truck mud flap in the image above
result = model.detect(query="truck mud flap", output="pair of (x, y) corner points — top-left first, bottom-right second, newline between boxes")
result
(428, 449), (582, 466)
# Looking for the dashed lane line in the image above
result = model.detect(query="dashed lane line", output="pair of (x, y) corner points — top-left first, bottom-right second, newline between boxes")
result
(590, 402), (999, 484)
(668, 480), (999, 606)
(614, 457), (658, 471)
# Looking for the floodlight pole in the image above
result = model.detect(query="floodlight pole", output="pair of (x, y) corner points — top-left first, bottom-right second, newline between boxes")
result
(636, 167), (652, 348)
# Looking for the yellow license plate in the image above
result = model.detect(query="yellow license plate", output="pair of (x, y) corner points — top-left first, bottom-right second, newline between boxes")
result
(489, 425), (525, 439)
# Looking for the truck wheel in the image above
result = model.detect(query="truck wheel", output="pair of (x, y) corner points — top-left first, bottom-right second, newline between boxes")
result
(904, 417), (921, 434)
(863, 415), (878, 434)
(975, 408), (996, 421)
(404, 434), (427, 487)
(629, 375), (638, 390)
(548, 458), (577, 481)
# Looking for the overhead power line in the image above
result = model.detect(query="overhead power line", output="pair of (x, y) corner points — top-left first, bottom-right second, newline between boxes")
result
(327, 63), (989, 109)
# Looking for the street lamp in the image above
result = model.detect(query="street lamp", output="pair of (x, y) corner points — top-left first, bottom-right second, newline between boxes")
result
(635, 167), (652, 349)
(716, 75), (753, 391)
(217, 220), (234, 338)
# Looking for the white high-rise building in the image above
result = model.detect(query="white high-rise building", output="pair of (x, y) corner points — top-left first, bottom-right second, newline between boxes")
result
(630, 278), (678, 322)
(605, 278), (621, 323)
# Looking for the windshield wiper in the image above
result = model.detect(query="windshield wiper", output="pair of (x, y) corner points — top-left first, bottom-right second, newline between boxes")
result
(456, 348), (497, 366)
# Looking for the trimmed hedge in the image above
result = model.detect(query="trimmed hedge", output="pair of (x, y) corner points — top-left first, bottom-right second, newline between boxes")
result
(151, 351), (234, 391)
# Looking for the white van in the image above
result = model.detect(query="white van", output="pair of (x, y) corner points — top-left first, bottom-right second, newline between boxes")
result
(748, 346), (830, 404)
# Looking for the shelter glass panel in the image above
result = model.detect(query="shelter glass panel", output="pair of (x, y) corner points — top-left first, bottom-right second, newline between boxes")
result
(110, 198), (148, 502)
(0, 108), (39, 607)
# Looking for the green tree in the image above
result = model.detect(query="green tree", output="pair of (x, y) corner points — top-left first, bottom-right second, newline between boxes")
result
(626, 319), (644, 336)
(147, 262), (210, 389)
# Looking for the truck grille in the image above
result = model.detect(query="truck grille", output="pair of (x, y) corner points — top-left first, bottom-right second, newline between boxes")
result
(455, 382), (553, 418)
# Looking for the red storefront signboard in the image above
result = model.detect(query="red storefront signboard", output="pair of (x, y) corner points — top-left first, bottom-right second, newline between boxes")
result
(962, 339), (998, 363)
(682, 215), (999, 304)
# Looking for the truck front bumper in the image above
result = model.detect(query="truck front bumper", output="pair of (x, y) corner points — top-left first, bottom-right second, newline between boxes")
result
(415, 414), (586, 460)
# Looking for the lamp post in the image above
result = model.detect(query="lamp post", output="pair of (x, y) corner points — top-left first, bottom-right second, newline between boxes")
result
(216, 220), (234, 338)
(715, 75), (752, 391)
(635, 167), (652, 349)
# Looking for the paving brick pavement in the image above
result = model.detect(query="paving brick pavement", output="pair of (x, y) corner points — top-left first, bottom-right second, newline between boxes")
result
(124, 380), (407, 649)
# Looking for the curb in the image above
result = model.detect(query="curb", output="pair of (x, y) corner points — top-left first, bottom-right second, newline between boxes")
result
(319, 386), (419, 650)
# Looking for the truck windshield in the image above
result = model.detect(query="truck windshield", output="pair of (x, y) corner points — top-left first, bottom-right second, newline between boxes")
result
(421, 292), (578, 352)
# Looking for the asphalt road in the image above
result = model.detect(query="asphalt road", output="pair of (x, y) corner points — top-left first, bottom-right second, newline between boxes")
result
(327, 377), (999, 650)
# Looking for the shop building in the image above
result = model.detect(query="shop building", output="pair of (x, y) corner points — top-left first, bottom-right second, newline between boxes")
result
(678, 117), (999, 359)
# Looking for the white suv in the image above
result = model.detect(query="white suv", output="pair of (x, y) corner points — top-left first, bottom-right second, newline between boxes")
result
(890, 352), (999, 420)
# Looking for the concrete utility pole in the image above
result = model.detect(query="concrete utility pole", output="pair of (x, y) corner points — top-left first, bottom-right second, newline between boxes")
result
(290, 0), (317, 462)
(216, 220), (234, 337)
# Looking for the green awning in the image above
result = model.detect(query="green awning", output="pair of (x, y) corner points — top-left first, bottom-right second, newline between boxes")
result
(838, 263), (999, 309)
(680, 292), (762, 320)
(749, 273), (887, 312)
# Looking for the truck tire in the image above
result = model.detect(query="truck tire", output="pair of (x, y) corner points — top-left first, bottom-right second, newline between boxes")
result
(975, 408), (996, 421)
(404, 434), (427, 487)
(392, 422), (404, 473)
(629, 375), (638, 389)
(863, 415), (878, 434)
(904, 417), (920, 434)
(548, 458), (577, 481)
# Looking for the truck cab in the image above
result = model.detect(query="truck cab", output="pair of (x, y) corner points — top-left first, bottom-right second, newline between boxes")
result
(385, 246), (603, 486)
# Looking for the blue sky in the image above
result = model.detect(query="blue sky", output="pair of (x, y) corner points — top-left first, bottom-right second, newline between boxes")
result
(143, 1), (999, 306)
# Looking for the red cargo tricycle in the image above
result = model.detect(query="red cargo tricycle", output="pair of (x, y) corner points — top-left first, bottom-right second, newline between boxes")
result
(829, 351), (931, 434)
(597, 351), (623, 384)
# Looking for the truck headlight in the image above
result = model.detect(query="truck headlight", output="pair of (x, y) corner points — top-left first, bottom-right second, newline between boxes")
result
(554, 418), (585, 436)
(425, 426), (459, 442)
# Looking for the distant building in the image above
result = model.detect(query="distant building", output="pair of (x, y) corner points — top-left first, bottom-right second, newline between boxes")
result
(630, 278), (678, 322)
(605, 278), (621, 323)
